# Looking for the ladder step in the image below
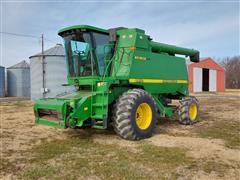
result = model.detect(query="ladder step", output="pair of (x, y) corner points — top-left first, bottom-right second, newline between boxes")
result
(92, 103), (107, 107)
(91, 114), (105, 119)
(93, 124), (106, 129)
(94, 91), (108, 95)
(92, 120), (107, 129)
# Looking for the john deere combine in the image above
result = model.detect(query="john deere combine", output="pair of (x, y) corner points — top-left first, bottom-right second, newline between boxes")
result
(34, 25), (200, 140)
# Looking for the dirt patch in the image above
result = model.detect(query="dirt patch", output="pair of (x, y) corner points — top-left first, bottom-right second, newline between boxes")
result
(92, 134), (140, 153)
(0, 100), (65, 163)
(147, 135), (240, 164)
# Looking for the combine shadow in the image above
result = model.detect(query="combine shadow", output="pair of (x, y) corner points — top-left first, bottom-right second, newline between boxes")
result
(63, 125), (117, 140)
(62, 110), (211, 140)
(155, 115), (180, 134)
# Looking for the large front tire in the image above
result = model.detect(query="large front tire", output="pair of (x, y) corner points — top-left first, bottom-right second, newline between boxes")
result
(112, 89), (157, 140)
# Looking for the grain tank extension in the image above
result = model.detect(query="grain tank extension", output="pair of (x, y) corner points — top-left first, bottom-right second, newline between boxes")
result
(34, 25), (200, 140)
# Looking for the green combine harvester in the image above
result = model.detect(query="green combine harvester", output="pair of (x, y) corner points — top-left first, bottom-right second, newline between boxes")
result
(34, 25), (200, 140)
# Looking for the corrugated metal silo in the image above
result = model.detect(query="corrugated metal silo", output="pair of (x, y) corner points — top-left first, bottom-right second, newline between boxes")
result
(0, 66), (5, 97)
(7, 60), (30, 97)
(30, 44), (73, 101)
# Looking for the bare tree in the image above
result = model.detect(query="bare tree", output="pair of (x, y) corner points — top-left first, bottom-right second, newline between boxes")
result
(220, 56), (240, 89)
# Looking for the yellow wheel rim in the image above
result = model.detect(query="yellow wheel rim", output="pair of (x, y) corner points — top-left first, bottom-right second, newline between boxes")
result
(135, 103), (152, 130)
(189, 103), (197, 121)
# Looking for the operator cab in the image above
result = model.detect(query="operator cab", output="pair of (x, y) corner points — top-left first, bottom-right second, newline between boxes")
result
(58, 25), (114, 78)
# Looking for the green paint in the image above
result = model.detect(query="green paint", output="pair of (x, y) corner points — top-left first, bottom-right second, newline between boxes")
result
(153, 96), (174, 118)
(34, 25), (199, 129)
(37, 118), (65, 129)
(58, 25), (109, 35)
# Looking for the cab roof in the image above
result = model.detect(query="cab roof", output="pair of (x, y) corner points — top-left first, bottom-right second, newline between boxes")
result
(58, 25), (109, 35)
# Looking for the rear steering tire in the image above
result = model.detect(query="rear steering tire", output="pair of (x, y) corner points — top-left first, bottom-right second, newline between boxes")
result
(112, 89), (157, 140)
(178, 96), (199, 125)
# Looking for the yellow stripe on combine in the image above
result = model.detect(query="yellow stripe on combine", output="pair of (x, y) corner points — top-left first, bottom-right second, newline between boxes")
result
(129, 79), (188, 84)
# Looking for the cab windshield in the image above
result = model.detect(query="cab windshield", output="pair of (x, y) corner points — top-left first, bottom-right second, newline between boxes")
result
(63, 31), (112, 77)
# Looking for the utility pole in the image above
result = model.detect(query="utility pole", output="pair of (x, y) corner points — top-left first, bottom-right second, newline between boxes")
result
(41, 34), (46, 98)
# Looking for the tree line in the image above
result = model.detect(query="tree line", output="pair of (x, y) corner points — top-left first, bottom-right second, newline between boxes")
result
(219, 56), (240, 89)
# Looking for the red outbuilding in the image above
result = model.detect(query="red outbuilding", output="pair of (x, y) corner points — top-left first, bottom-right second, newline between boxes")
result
(188, 58), (225, 93)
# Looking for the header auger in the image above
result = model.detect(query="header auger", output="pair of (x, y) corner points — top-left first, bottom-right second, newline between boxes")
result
(34, 25), (200, 140)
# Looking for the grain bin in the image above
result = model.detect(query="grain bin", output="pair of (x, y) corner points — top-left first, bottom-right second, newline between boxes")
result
(7, 60), (30, 97)
(30, 44), (73, 101)
(0, 66), (5, 97)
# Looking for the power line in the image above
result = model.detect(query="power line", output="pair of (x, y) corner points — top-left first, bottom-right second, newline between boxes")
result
(0, 31), (58, 44)
(45, 37), (58, 44)
(0, 31), (39, 39)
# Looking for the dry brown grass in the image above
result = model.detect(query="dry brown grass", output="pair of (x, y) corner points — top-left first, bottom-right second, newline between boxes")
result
(1, 92), (240, 179)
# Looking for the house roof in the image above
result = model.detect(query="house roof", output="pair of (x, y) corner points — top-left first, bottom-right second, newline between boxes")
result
(7, 60), (30, 69)
(29, 44), (65, 58)
(188, 57), (224, 71)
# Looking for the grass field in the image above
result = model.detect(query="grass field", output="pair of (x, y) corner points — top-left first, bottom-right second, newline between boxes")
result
(1, 91), (240, 179)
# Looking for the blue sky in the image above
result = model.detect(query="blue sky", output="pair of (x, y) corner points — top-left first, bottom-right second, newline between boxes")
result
(1, 0), (239, 67)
